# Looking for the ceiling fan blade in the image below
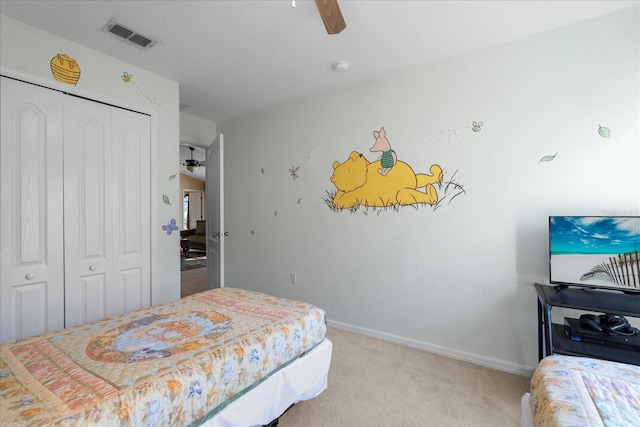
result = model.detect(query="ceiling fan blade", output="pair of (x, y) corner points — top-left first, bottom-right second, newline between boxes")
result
(315, 0), (346, 34)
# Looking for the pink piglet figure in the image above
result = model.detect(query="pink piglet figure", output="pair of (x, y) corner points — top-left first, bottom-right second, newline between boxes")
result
(369, 127), (397, 176)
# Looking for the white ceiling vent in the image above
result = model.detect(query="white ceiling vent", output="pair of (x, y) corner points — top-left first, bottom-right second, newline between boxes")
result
(101, 19), (157, 50)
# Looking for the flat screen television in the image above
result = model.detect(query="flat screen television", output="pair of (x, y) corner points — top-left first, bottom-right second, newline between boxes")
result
(549, 216), (640, 293)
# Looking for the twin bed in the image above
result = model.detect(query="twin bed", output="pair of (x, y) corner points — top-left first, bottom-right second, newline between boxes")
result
(8, 284), (637, 426)
(0, 287), (332, 426)
(521, 354), (640, 426)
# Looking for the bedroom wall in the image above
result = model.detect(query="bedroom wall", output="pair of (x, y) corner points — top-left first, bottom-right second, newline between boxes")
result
(218, 8), (640, 372)
(0, 15), (182, 304)
(180, 112), (217, 147)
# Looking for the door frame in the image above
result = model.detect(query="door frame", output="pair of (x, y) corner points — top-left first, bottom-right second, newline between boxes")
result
(0, 65), (161, 305)
(206, 134), (224, 288)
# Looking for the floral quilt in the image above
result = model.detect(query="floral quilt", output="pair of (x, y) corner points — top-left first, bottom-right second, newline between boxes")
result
(0, 288), (326, 426)
(529, 354), (640, 427)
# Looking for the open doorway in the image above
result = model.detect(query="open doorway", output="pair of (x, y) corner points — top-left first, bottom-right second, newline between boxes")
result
(179, 144), (208, 297)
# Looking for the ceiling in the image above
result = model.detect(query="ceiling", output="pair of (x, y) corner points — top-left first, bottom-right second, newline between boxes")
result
(2, 1), (637, 126)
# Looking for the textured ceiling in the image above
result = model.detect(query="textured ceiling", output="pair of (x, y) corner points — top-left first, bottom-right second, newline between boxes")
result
(1, 0), (637, 126)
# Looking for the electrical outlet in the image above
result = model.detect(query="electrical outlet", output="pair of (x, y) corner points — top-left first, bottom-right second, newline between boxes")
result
(289, 273), (297, 285)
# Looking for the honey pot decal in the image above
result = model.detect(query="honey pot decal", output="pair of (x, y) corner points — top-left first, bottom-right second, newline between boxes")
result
(50, 53), (81, 85)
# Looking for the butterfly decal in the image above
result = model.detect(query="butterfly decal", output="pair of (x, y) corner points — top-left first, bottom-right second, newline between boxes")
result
(289, 166), (300, 180)
(162, 219), (179, 235)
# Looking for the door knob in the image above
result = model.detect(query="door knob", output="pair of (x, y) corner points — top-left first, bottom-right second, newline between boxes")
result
(90, 265), (97, 271)
(224, 232), (229, 236)
(213, 232), (219, 237)
(25, 273), (35, 280)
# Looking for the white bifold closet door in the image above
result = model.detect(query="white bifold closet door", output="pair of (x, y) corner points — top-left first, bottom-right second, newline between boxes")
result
(0, 76), (151, 343)
(0, 77), (65, 343)
(62, 95), (151, 328)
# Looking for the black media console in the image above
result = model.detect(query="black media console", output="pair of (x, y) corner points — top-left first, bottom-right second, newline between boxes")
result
(534, 282), (640, 366)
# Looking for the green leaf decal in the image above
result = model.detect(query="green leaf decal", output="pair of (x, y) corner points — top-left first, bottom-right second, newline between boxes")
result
(274, 210), (278, 217)
(297, 198), (302, 204)
(261, 168), (265, 174)
(598, 124), (610, 138)
(539, 153), (557, 163)
(168, 173), (177, 181)
(162, 194), (171, 205)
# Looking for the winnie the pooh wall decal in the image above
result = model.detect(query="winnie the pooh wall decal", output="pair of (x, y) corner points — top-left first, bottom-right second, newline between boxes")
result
(369, 127), (397, 176)
(50, 54), (81, 85)
(325, 127), (468, 212)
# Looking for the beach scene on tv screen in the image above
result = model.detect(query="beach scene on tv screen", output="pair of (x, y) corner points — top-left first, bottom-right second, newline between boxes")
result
(550, 216), (640, 291)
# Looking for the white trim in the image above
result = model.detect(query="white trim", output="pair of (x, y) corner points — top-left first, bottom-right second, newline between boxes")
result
(0, 65), (160, 308)
(327, 319), (536, 377)
(219, 134), (224, 288)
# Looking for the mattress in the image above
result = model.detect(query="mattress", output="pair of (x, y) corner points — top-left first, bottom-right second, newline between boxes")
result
(0, 287), (327, 426)
(529, 354), (640, 427)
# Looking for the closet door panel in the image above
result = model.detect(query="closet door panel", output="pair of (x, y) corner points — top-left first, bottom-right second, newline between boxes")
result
(112, 108), (151, 313)
(0, 77), (64, 344)
(63, 96), (113, 328)
(82, 275), (107, 324)
(13, 283), (48, 341)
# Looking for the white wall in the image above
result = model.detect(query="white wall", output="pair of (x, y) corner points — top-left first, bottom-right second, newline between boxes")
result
(180, 112), (217, 147)
(219, 8), (640, 372)
(1, 15), (181, 304)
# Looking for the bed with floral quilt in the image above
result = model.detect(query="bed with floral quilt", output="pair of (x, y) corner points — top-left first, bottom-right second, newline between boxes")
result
(520, 354), (640, 427)
(0, 287), (331, 426)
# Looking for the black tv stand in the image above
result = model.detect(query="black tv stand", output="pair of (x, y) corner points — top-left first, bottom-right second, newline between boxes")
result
(553, 284), (569, 294)
(535, 283), (640, 366)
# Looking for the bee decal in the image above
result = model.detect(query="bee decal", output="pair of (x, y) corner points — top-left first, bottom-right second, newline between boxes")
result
(472, 121), (483, 132)
(121, 72), (133, 83)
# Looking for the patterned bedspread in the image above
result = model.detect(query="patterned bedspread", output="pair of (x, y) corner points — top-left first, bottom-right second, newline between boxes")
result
(0, 288), (326, 426)
(530, 355), (640, 427)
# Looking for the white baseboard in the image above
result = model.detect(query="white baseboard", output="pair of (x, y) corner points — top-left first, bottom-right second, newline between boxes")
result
(327, 319), (535, 377)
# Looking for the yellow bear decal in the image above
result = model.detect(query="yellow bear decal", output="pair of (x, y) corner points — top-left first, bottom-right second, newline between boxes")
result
(330, 150), (443, 209)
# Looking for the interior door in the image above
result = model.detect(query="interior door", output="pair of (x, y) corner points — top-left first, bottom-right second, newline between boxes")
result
(63, 97), (151, 328)
(206, 134), (223, 288)
(0, 76), (65, 343)
(111, 107), (151, 315)
(63, 96), (114, 327)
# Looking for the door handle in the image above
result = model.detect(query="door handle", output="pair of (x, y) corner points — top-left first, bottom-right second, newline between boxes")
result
(224, 232), (229, 236)
(25, 273), (35, 280)
(90, 265), (97, 271)
(213, 232), (219, 237)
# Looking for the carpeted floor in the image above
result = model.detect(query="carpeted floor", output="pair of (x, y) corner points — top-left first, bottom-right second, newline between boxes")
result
(180, 254), (207, 271)
(180, 264), (208, 298)
(279, 327), (530, 427)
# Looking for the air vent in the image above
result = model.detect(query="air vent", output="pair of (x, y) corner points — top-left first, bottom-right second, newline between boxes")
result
(101, 19), (157, 50)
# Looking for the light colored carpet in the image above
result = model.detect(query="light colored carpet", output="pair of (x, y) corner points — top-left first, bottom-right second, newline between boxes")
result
(180, 264), (208, 298)
(180, 254), (207, 271)
(279, 327), (530, 426)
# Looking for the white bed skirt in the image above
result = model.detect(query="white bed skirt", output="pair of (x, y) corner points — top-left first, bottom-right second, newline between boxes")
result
(520, 392), (533, 427)
(201, 338), (333, 427)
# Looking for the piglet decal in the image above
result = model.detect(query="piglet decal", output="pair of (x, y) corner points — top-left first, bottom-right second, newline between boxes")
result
(329, 127), (444, 209)
(370, 127), (397, 176)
